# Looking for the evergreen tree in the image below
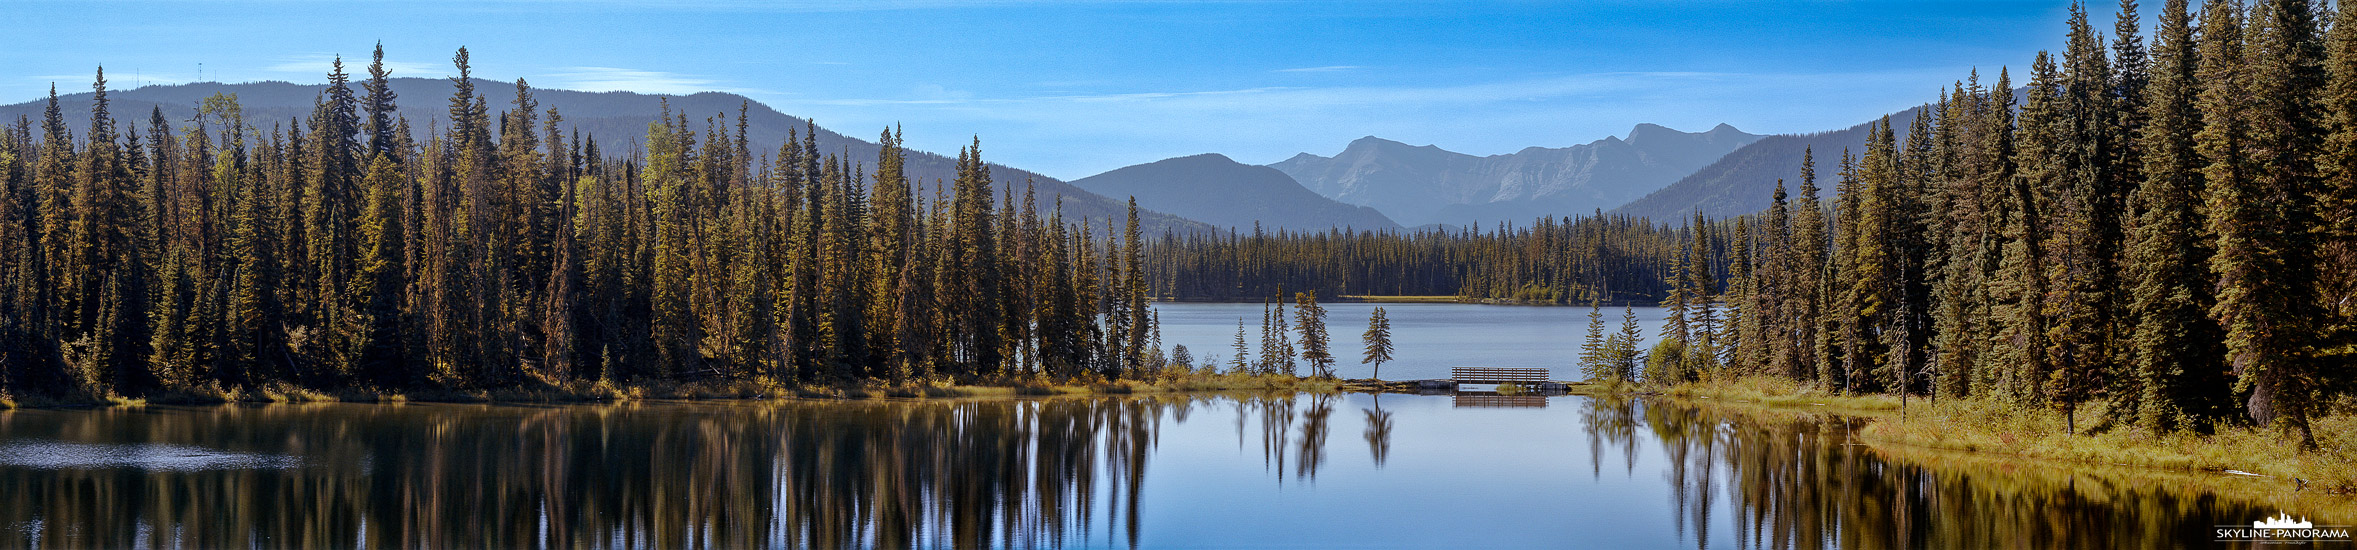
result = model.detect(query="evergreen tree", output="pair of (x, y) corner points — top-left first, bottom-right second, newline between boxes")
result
(2124, 0), (2234, 432)
(1791, 149), (1830, 387)
(2213, 0), (2330, 448)
(1579, 294), (1609, 381)
(1611, 305), (1645, 383)
(1232, 317), (1249, 374)
(1686, 211), (1719, 377)
(1295, 291), (1332, 378)
(1361, 306), (1393, 380)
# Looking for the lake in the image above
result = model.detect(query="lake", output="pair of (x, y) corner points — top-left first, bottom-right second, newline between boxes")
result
(0, 393), (2310, 549)
(1154, 302), (1670, 381)
(0, 303), (2325, 548)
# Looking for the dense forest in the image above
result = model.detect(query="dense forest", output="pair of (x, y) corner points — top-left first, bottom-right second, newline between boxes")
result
(0, 46), (1172, 399)
(1140, 215), (1723, 304)
(1599, 0), (2356, 448)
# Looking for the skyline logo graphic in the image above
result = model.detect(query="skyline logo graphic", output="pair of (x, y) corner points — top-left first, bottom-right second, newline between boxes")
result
(2218, 511), (2351, 544)
(2256, 513), (2316, 530)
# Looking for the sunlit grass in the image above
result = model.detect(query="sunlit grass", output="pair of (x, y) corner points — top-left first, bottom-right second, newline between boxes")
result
(1866, 397), (2357, 491)
(1635, 375), (2357, 495)
(1655, 374), (1902, 413)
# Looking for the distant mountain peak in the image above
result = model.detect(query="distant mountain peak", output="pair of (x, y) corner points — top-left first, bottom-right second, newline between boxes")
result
(1167, 152), (1239, 164)
(1075, 152), (1399, 231)
(1272, 123), (1762, 227)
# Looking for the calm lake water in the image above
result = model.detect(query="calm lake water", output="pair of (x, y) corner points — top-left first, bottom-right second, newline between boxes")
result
(1154, 302), (1670, 381)
(0, 303), (2326, 548)
(0, 393), (2314, 549)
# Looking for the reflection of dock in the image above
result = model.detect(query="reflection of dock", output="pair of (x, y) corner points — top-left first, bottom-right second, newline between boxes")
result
(1451, 394), (1549, 408)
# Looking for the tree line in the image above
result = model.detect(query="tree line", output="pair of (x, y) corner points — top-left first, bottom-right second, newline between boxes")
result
(1598, 0), (2355, 449)
(1141, 214), (1721, 305)
(0, 45), (1170, 399)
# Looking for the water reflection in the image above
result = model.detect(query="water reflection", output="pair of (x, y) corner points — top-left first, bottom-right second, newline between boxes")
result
(0, 400), (1189, 549)
(0, 395), (2331, 549)
(1362, 395), (1393, 468)
(1610, 398), (2310, 549)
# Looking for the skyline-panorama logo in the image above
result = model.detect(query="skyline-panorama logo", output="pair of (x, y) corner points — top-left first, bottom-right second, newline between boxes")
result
(2217, 512), (2352, 545)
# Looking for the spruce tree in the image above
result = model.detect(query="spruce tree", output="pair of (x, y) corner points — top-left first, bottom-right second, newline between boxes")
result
(1295, 291), (1332, 378)
(1362, 306), (1393, 380)
(1790, 149), (1829, 386)
(2124, 0), (2233, 432)
(1579, 295), (1609, 381)
(1232, 317), (1249, 374)
(1613, 304), (1645, 383)
(2213, 0), (2330, 448)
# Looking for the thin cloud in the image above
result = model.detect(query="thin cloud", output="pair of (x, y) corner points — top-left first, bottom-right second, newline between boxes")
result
(265, 54), (441, 78)
(539, 66), (749, 95)
(1275, 65), (1361, 73)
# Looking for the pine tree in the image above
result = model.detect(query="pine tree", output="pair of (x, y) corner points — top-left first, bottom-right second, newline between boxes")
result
(1579, 295), (1609, 381)
(1659, 241), (1691, 376)
(1612, 304), (1645, 383)
(1723, 216), (1753, 373)
(1232, 317), (1250, 374)
(1996, 52), (2061, 405)
(1830, 147), (1867, 393)
(1295, 291), (1332, 378)
(2123, 0), (2233, 432)
(2042, 4), (2124, 432)
(2213, 0), (2330, 448)
(1686, 211), (1719, 377)
(1361, 306), (1393, 380)
(1791, 149), (1830, 387)
(305, 56), (364, 382)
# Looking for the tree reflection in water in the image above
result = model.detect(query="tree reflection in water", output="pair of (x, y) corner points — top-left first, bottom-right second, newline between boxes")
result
(0, 395), (2322, 549)
(0, 399), (1195, 549)
(1600, 397), (2300, 550)
(1362, 394), (1393, 468)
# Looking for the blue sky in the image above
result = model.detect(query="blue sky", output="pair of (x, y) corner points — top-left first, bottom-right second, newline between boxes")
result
(4, 1), (2094, 179)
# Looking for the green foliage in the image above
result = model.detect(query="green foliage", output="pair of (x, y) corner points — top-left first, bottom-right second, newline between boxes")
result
(1645, 338), (1690, 386)
(1717, 0), (2356, 445)
(1360, 306), (1393, 380)
(0, 47), (1176, 400)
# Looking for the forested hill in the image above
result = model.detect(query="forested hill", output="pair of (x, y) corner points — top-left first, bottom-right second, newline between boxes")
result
(1611, 105), (1926, 220)
(0, 77), (1213, 234)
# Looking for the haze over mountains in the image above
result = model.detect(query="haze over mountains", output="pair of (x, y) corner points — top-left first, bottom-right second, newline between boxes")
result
(1071, 154), (1398, 232)
(0, 78), (1212, 233)
(1269, 123), (1761, 227)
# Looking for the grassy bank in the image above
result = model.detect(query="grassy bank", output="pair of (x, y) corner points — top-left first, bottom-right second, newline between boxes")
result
(1635, 375), (2357, 496)
(0, 370), (1342, 410)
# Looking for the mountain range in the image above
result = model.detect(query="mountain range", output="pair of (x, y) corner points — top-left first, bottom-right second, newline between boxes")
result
(0, 78), (1213, 234)
(1611, 107), (1929, 220)
(1071, 153), (1398, 232)
(1266, 123), (1762, 227)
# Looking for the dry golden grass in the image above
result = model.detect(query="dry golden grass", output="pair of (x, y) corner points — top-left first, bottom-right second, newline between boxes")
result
(1631, 375), (2357, 495)
(1865, 397), (2357, 492)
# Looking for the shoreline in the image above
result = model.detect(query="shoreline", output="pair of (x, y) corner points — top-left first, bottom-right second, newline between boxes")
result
(1153, 296), (1665, 307)
(1567, 375), (2357, 521)
(0, 371), (1346, 410)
